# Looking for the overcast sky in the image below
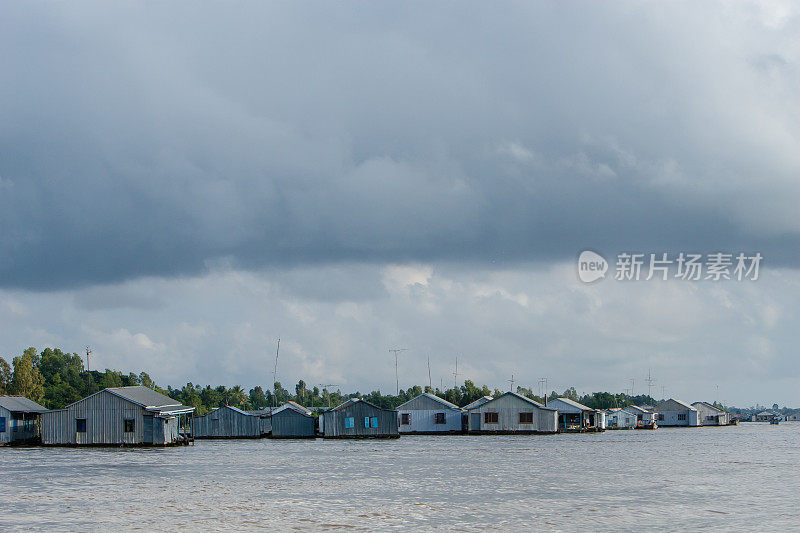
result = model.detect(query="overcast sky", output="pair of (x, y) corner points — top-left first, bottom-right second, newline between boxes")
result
(0, 1), (797, 406)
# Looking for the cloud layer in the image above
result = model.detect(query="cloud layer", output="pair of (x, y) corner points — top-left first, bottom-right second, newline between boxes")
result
(1, 2), (798, 289)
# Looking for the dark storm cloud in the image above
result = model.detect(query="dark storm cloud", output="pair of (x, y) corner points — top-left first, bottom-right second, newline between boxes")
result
(1, 2), (798, 289)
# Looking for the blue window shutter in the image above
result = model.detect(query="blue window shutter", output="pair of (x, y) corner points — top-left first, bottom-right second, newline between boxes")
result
(371, 417), (378, 428)
(364, 417), (370, 428)
(0, 417), (5, 432)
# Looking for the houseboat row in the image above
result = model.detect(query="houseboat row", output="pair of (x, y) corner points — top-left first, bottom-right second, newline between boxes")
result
(0, 387), (737, 446)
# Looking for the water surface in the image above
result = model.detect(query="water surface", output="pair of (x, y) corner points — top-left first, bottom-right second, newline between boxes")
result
(1, 423), (797, 531)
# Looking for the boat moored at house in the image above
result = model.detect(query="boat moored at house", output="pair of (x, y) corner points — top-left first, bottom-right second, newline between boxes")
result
(0, 396), (49, 445)
(465, 392), (557, 434)
(41, 386), (195, 446)
(321, 398), (399, 438)
(652, 399), (699, 427)
(396, 393), (463, 434)
(547, 397), (605, 432)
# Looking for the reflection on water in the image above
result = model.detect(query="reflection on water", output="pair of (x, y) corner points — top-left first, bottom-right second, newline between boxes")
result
(1, 423), (798, 531)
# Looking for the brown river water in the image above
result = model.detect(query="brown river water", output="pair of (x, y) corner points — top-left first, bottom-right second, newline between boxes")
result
(1, 422), (798, 531)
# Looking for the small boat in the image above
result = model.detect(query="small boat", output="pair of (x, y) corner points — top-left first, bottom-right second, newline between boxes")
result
(770, 418), (780, 425)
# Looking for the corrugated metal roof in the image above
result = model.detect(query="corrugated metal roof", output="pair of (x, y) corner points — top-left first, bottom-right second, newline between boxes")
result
(467, 391), (557, 411)
(626, 405), (651, 414)
(271, 403), (313, 417)
(0, 395), (48, 413)
(396, 393), (461, 410)
(692, 401), (724, 413)
(329, 397), (396, 412)
(550, 397), (595, 411)
(462, 396), (493, 410)
(105, 386), (180, 408)
(663, 398), (697, 411)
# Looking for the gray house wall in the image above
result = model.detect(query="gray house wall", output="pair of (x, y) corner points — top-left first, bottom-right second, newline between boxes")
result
(271, 409), (316, 438)
(397, 395), (462, 434)
(40, 390), (181, 445)
(193, 406), (266, 438)
(692, 402), (731, 426)
(466, 394), (557, 434)
(653, 399), (700, 427)
(322, 401), (399, 438)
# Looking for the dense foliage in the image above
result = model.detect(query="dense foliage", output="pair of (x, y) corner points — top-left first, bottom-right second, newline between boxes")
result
(2, 346), (764, 415)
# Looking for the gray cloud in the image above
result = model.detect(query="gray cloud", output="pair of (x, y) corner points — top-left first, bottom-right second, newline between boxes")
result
(0, 2), (797, 289)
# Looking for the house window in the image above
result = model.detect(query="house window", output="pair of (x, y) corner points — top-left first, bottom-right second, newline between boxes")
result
(370, 417), (378, 428)
(519, 412), (533, 424)
(364, 417), (370, 428)
(0, 417), (5, 432)
(434, 412), (446, 424)
(678, 413), (687, 421)
(484, 412), (498, 424)
(344, 417), (354, 429)
(657, 414), (664, 421)
(401, 413), (411, 425)
(124, 419), (135, 432)
(76, 418), (87, 433)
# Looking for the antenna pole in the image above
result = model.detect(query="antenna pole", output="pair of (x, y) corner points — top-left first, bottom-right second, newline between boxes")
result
(645, 369), (656, 399)
(452, 357), (459, 389)
(272, 338), (280, 409)
(508, 374), (515, 392)
(389, 348), (407, 396)
(427, 355), (432, 391)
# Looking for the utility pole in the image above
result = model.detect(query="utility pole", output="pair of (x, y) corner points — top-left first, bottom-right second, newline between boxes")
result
(539, 377), (548, 405)
(389, 348), (407, 396)
(508, 374), (515, 392)
(85, 346), (92, 391)
(452, 357), (460, 389)
(629, 378), (635, 397)
(645, 369), (656, 399)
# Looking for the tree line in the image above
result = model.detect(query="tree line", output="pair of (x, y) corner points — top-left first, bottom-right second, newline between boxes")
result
(4, 346), (690, 415)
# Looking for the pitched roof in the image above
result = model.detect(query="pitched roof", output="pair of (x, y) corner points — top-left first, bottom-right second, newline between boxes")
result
(550, 397), (595, 411)
(625, 405), (652, 414)
(462, 396), (493, 410)
(328, 397), (396, 412)
(396, 392), (461, 410)
(0, 395), (48, 413)
(469, 391), (556, 411)
(105, 386), (182, 408)
(657, 398), (697, 411)
(692, 401), (724, 413)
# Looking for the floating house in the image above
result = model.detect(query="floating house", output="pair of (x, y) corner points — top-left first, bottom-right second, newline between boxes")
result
(755, 410), (781, 422)
(321, 398), (399, 438)
(269, 402), (316, 438)
(0, 396), (49, 445)
(625, 405), (657, 427)
(465, 391), (557, 434)
(194, 405), (270, 439)
(692, 402), (731, 426)
(605, 407), (638, 429)
(547, 397), (605, 431)
(652, 399), (699, 427)
(396, 393), (463, 434)
(41, 386), (195, 446)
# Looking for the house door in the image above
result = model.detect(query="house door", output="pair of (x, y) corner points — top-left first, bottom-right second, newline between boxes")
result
(142, 415), (154, 444)
(470, 413), (480, 431)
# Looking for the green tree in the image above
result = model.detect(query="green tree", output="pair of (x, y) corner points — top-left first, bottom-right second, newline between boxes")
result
(0, 357), (11, 394)
(10, 347), (45, 401)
